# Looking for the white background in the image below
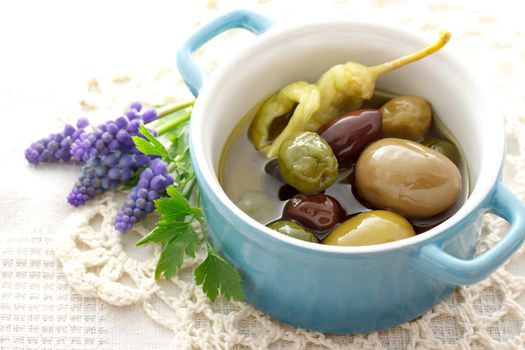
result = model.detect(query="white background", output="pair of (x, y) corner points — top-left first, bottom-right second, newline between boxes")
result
(1, 0), (525, 349)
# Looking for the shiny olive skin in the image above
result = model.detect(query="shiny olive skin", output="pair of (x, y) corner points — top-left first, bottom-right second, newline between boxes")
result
(422, 138), (460, 164)
(380, 96), (432, 140)
(268, 220), (319, 243)
(323, 210), (415, 246)
(284, 194), (344, 234)
(355, 138), (461, 219)
(278, 131), (338, 193)
(317, 109), (382, 167)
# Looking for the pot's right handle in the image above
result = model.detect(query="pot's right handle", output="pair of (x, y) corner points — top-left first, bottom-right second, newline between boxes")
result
(177, 10), (274, 97)
(414, 181), (525, 285)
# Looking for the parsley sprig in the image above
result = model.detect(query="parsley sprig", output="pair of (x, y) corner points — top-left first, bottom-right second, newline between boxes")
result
(133, 115), (244, 302)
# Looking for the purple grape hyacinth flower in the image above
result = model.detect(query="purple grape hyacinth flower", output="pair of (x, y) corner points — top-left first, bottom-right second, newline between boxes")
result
(114, 158), (173, 233)
(70, 102), (158, 162)
(67, 147), (150, 207)
(25, 118), (89, 164)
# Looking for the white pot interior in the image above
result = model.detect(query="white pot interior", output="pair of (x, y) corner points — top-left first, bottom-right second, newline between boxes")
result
(191, 20), (504, 251)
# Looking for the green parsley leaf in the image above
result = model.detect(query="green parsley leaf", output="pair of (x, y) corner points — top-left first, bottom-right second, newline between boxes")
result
(194, 246), (244, 302)
(166, 121), (195, 197)
(132, 124), (171, 162)
(135, 220), (190, 246)
(155, 225), (200, 279)
(133, 112), (244, 302)
(164, 186), (204, 221)
(155, 192), (192, 220)
(136, 183), (201, 280)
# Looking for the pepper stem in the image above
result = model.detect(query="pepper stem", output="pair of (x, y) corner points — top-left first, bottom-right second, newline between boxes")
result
(368, 31), (451, 78)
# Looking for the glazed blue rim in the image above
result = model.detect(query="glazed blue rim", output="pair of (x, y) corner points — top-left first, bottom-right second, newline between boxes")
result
(178, 10), (525, 284)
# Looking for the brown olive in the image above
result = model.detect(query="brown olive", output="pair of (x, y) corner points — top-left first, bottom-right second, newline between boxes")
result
(323, 210), (415, 246)
(284, 194), (344, 234)
(318, 109), (382, 168)
(380, 96), (431, 140)
(355, 138), (461, 219)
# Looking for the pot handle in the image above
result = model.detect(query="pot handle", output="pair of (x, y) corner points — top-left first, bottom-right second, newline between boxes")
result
(177, 10), (274, 96)
(414, 181), (525, 285)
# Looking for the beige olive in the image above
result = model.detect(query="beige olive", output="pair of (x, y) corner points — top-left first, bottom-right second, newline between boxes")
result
(355, 138), (461, 219)
(380, 96), (432, 140)
(323, 210), (415, 246)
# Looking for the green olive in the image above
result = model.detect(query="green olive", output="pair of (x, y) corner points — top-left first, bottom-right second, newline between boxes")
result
(268, 220), (319, 243)
(380, 96), (432, 140)
(278, 131), (338, 193)
(323, 210), (415, 246)
(421, 138), (460, 164)
(235, 191), (282, 224)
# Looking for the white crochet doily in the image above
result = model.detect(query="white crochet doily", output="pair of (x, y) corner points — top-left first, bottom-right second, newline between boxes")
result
(48, 1), (525, 349)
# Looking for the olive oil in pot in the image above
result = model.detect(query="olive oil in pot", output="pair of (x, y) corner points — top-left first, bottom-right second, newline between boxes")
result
(219, 90), (470, 241)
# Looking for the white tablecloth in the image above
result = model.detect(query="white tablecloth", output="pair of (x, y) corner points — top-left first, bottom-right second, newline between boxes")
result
(2, 1), (525, 349)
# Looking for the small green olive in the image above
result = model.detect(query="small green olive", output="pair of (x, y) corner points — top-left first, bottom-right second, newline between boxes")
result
(380, 96), (432, 140)
(421, 138), (460, 164)
(235, 191), (282, 224)
(323, 210), (415, 246)
(268, 220), (319, 243)
(278, 131), (338, 193)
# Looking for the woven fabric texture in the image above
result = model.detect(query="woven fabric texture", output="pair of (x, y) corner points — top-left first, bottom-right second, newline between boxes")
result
(2, 0), (525, 349)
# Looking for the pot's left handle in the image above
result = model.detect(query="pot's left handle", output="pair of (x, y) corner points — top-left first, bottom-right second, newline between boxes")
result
(177, 10), (274, 96)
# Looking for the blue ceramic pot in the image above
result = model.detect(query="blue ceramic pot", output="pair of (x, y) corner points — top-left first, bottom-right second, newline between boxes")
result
(177, 10), (525, 333)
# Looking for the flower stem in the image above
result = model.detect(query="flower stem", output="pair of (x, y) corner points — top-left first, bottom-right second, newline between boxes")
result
(167, 162), (176, 173)
(183, 176), (197, 200)
(195, 187), (201, 208)
(156, 110), (191, 136)
(156, 100), (195, 120)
